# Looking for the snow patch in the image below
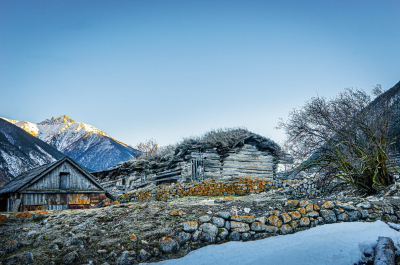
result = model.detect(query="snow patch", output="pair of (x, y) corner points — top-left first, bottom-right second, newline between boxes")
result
(147, 221), (400, 265)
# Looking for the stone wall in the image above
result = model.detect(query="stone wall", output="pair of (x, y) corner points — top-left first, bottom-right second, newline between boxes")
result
(118, 178), (275, 203)
(156, 198), (399, 256)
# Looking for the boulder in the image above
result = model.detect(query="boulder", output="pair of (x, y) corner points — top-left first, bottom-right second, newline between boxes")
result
(218, 228), (229, 240)
(116, 251), (136, 265)
(22, 252), (34, 265)
(183, 221), (198, 232)
(215, 212), (230, 220)
(62, 251), (79, 265)
(212, 217), (225, 228)
(227, 231), (240, 241)
(200, 223), (219, 243)
(159, 237), (179, 254)
(178, 232), (191, 245)
(138, 249), (151, 262)
(320, 209), (337, 223)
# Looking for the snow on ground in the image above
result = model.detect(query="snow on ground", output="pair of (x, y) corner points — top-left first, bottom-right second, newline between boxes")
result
(146, 221), (400, 265)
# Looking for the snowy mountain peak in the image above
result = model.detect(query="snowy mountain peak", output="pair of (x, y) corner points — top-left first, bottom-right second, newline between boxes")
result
(1, 116), (141, 171)
(38, 115), (75, 125)
(0, 117), (39, 137)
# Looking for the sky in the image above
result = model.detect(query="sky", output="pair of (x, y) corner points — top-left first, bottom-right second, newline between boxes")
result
(1, 0), (399, 147)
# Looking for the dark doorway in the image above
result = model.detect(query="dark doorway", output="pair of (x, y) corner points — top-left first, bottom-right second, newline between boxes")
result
(60, 173), (70, 189)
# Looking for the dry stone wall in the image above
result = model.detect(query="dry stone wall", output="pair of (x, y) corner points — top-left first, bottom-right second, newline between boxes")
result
(157, 198), (400, 256)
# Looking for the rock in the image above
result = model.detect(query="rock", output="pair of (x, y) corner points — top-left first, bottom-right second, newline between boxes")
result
(159, 237), (179, 254)
(138, 249), (151, 262)
(285, 200), (299, 207)
(280, 224), (293, 235)
(192, 230), (201, 241)
(291, 220), (298, 230)
(215, 212), (230, 220)
(183, 221), (198, 232)
(47, 243), (59, 250)
(337, 213), (350, 222)
(340, 204), (357, 211)
(225, 221), (231, 230)
(289, 211), (301, 220)
(241, 233), (251, 241)
(361, 210), (369, 219)
(265, 226), (279, 233)
(299, 217), (310, 227)
(26, 231), (37, 237)
(308, 211), (319, 218)
(6, 240), (23, 254)
(67, 232), (75, 237)
(178, 232), (191, 245)
(200, 223), (219, 243)
(255, 217), (268, 224)
(227, 231), (240, 241)
(280, 213), (291, 224)
(97, 250), (107, 254)
(218, 228), (229, 240)
(333, 208), (345, 215)
(106, 252), (117, 260)
(317, 217), (324, 225)
(22, 252), (34, 265)
(231, 216), (243, 222)
(2, 256), (19, 265)
(321, 201), (335, 209)
(130, 234), (137, 243)
(101, 263), (110, 265)
(356, 202), (371, 209)
(374, 237), (395, 265)
(383, 206), (394, 215)
(62, 251), (79, 264)
(251, 221), (266, 232)
(243, 216), (255, 223)
(299, 200), (309, 207)
(305, 204), (313, 213)
(212, 217), (225, 228)
(320, 209), (337, 223)
(116, 251), (136, 265)
(348, 211), (361, 221)
(33, 236), (43, 248)
(268, 215), (282, 227)
(230, 221), (250, 233)
(199, 215), (211, 223)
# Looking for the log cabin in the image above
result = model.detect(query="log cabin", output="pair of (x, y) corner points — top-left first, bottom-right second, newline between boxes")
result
(0, 157), (108, 212)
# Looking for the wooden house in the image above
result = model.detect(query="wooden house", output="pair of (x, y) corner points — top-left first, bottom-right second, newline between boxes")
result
(0, 157), (108, 212)
(93, 134), (282, 195)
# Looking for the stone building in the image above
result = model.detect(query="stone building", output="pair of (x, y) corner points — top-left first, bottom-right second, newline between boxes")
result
(0, 157), (108, 212)
(92, 134), (281, 195)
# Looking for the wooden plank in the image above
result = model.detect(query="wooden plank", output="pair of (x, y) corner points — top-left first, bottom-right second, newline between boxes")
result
(68, 204), (90, 210)
(69, 194), (90, 204)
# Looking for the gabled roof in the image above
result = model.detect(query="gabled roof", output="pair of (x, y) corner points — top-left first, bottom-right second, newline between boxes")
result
(0, 157), (106, 195)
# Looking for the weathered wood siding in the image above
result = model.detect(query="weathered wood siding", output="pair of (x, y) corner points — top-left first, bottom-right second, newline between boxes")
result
(22, 193), (106, 211)
(23, 161), (101, 191)
(221, 144), (275, 180)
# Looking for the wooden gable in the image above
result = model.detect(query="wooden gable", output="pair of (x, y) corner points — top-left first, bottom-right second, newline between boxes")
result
(21, 160), (102, 192)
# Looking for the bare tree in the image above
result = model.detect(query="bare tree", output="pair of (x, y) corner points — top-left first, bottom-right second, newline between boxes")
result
(136, 139), (159, 158)
(277, 86), (400, 194)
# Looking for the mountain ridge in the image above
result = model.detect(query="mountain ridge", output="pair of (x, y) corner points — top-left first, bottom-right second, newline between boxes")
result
(0, 115), (141, 172)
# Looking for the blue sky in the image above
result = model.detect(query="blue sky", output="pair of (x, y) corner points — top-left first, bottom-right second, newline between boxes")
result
(1, 0), (399, 146)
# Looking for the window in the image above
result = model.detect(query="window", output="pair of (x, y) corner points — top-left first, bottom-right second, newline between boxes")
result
(60, 172), (70, 189)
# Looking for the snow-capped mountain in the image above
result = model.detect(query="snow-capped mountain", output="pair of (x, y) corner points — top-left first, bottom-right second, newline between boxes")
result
(1, 115), (141, 172)
(0, 118), (65, 182)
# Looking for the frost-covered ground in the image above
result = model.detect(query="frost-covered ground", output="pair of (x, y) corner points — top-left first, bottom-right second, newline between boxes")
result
(148, 221), (400, 265)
